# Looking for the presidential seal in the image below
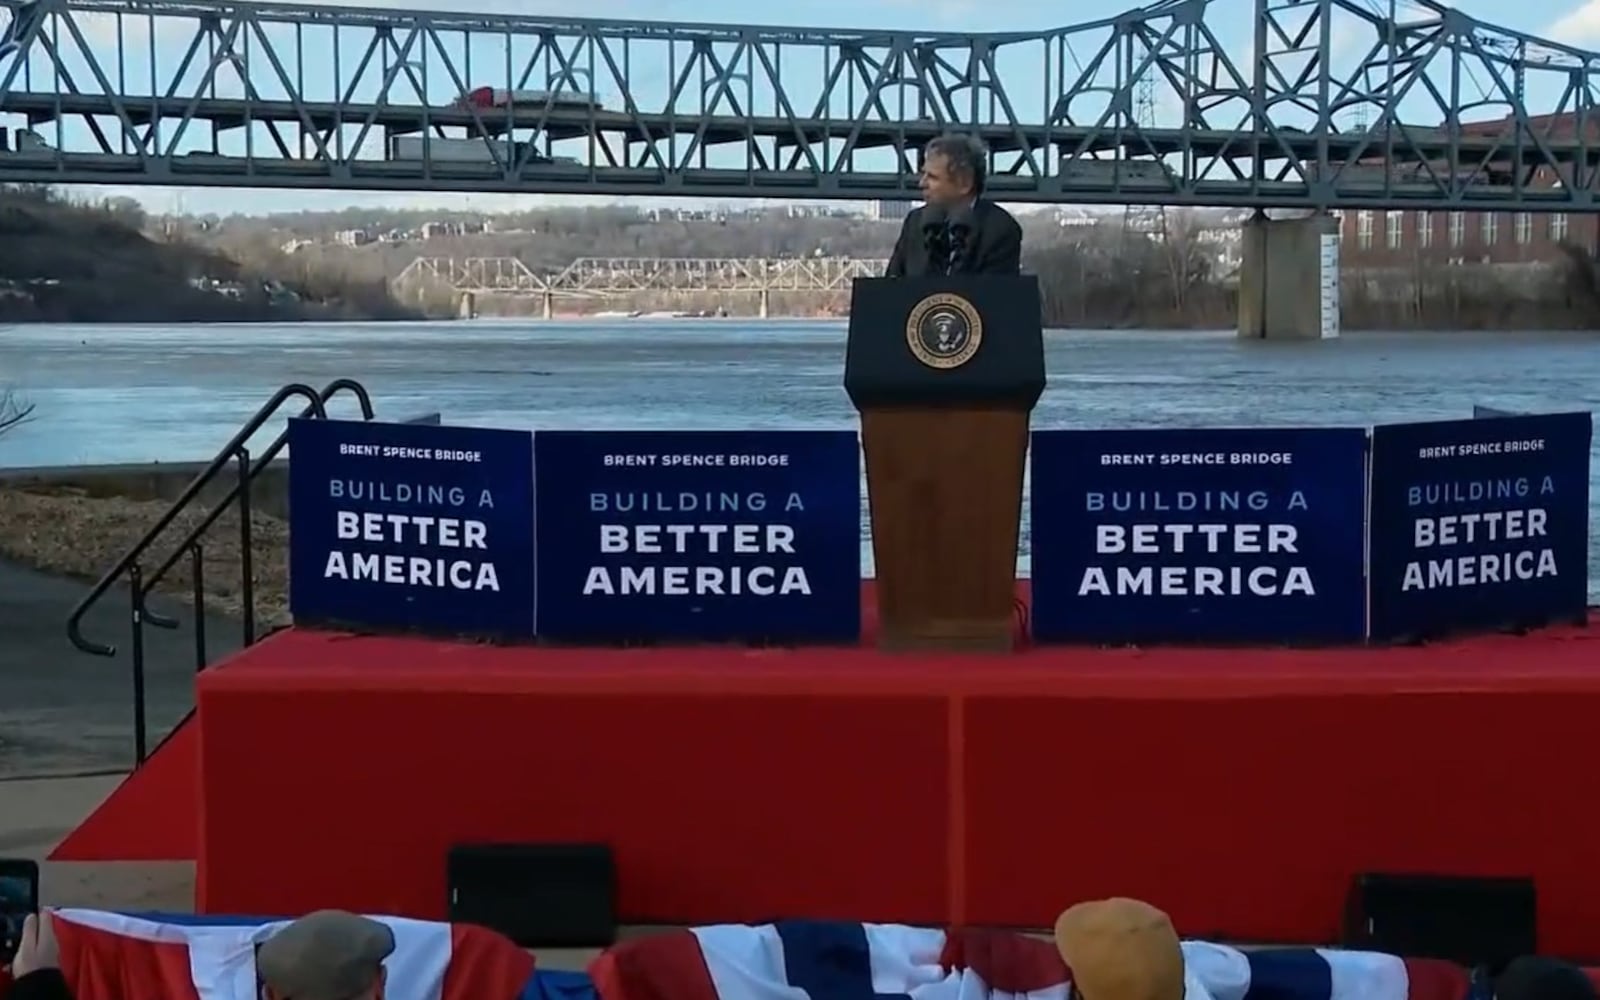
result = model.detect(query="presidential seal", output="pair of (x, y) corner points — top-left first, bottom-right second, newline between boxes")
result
(905, 293), (983, 369)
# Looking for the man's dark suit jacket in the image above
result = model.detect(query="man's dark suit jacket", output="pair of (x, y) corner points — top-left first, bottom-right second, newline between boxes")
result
(884, 199), (1023, 277)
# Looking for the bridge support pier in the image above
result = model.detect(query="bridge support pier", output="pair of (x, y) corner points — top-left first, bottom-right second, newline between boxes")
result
(457, 292), (476, 319)
(542, 292), (554, 320)
(1236, 213), (1340, 340)
(758, 289), (770, 319)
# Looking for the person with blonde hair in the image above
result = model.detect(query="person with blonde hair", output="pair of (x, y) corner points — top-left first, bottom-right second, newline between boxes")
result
(1054, 898), (1192, 1000)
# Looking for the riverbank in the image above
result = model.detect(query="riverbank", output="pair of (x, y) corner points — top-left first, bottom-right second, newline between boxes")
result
(0, 186), (418, 323)
(0, 487), (289, 627)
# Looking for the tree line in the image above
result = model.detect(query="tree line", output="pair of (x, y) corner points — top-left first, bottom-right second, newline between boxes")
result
(198, 203), (1600, 328)
(1025, 216), (1600, 330)
(7, 190), (1598, 329)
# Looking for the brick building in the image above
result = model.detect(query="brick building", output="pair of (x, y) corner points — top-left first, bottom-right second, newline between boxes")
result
(1336, 201), (1586, 265)
(1335, 112), (1597, 266)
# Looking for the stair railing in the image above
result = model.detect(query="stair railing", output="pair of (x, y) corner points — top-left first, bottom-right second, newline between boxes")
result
(64, 377), (376, 764)
(138, 378), (375, 636)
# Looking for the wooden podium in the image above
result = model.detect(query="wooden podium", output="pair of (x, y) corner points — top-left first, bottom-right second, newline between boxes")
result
(844, 276), (1045, 652)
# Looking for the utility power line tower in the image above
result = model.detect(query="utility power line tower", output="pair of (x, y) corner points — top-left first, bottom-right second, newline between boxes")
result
(1121, 71), (1169, 252)
(1121, 70), (1197, 313)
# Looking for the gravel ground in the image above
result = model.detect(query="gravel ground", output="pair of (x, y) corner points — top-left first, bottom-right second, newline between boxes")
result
(0, 486), (290, 628)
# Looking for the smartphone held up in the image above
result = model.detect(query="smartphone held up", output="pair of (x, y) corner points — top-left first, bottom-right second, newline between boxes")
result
(0, 859), (40, 966)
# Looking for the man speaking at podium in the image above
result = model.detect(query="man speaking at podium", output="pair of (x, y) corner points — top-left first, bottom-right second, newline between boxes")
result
(885, 134), (1023, 278)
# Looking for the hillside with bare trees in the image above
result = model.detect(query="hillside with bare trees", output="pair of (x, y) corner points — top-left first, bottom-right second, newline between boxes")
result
(0, 186), (418, 322)
(2, 192), (1596, 329)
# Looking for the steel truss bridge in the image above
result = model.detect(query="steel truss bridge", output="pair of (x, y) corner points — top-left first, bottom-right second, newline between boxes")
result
(396, 256), (885, 297)
(3, 0), (1600, 209)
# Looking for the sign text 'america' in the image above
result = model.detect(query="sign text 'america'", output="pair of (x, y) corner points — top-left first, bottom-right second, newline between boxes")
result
(535, 430), (860, 642)
(1029, 428), (1368, 644)
(1084, 446), (1313, 598)
(288, 419), (536, 638)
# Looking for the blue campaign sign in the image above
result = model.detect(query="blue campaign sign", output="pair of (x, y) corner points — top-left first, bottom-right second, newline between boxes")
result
(533, 430), (861, 643)
(1030, 427), (1369, 644)
(288, 418), (537, 638)
(1367, 411), (1593, 640)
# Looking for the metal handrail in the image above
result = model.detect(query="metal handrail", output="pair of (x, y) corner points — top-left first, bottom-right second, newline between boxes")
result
(138, 377), (376, 630)
(65, 382), (331, 657)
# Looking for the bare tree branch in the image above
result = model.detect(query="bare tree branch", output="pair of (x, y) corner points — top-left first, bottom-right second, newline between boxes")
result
(0, 387), (36, 437)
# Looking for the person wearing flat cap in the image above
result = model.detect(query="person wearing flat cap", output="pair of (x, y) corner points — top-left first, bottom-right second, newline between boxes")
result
(1054, 898), (1190, 1000)
(257, 910), (396, 1000)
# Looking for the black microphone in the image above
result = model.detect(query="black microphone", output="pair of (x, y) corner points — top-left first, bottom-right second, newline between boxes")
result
(920, 203), (949, 269)
(946, 204), (974, 275)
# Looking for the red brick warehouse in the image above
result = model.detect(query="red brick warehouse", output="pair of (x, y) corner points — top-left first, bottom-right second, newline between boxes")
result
(1334, 112), (1599, 266)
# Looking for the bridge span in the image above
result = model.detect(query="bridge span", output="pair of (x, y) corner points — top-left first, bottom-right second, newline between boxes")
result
(395, 255), (886, 318)
(1, 0), (1597, 212)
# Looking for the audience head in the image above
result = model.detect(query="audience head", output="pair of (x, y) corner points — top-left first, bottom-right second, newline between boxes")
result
(1496, 956), (1599, 1000)
(1054, 897), (1185, 1000)
(257, 910), (395, 1000)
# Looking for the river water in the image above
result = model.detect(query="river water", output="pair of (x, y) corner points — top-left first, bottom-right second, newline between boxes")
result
(1, 320), (1597, 592)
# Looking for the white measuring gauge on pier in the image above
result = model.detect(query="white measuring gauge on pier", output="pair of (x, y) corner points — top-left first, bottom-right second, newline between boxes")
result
(1318, 231), (1342, 340)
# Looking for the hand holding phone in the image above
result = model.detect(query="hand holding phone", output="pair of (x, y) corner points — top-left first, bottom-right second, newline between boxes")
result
(7, 913), (60, 979)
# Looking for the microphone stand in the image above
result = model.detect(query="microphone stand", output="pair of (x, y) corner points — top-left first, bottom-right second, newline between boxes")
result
(920, 205), (949, 276)
(946, 226), (970, 275)
(946, 205), (974, 276)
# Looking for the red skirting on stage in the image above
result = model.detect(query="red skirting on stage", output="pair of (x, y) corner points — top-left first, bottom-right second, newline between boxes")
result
(182, 615), (1600, 956)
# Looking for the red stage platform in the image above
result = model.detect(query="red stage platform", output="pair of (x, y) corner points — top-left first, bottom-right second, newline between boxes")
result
(57, 591), (1600, 956)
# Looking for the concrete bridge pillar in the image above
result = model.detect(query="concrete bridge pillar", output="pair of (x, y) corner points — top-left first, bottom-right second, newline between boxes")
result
(758, 289), (770, 319)
(1236, 213), (1340, 340)
(542, 292), (554, 320)
(457, 291), (476, 319)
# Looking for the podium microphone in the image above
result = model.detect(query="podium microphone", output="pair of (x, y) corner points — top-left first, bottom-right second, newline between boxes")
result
(920, 204), (949, 268)
(946, 204), (974, 275)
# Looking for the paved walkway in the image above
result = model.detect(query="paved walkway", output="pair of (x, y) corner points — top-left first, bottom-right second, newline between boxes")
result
(0, 561), (650, 964)
(1, 774), (196, 911)
(0, 558), (238, 912)
(0, 558), (240, 779)
(4, 767), (632, 965)
(2, 772), (620, 966)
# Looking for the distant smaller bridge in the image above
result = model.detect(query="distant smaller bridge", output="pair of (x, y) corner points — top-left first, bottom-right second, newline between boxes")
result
(395, 256), (887, 316)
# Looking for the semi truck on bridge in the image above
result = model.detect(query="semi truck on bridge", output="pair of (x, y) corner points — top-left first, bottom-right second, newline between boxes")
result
(451, 87), (604, 112)
(385, 136), (580, 167)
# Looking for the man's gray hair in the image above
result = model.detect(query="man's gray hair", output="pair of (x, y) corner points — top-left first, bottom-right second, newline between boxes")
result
(924, 133), (989, 194)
